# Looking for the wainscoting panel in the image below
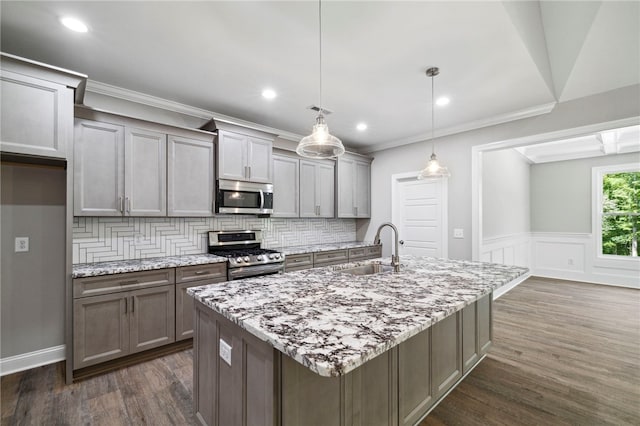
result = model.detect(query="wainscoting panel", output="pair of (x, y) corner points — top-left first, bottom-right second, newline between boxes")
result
(480, 233), (530, 268)
(531, 232), (639, 289)
(73, 217), (356, 264)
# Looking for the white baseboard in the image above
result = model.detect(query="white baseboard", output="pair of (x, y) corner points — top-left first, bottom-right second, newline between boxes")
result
(494, 272), (530, 300)
(0, 345), (65, 376)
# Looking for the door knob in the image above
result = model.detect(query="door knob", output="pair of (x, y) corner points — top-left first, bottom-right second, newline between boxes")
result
(399, 240), (404, 245)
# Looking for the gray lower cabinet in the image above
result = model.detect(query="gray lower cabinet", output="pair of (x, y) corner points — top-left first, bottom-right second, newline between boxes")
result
(73, 284), (175, 369)
(285, 246), (383, 272)
(284, 253), (314, 272)
(176, 263), (228, 341)
(462, 293), (492, 373)
(72, 269), (177, 370)
(194, 293), (493, 426)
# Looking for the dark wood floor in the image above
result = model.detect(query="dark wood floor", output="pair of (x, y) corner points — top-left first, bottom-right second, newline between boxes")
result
(2, 277), (639, 425)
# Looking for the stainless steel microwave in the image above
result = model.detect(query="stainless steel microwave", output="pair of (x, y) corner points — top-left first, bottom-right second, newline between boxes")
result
(215, 179), (273, 215)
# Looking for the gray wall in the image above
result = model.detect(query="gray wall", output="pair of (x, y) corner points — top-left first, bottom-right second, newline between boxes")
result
(1, 163), (66, 358)
(482, 149), (530, 238)
(530, 152), (640, 233)
(366, 84), (639, 260)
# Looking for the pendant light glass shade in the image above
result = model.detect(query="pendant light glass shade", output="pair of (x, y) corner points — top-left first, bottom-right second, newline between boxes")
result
(417, 67), (450, 180)
(296, 0), (345, 159)
(297, 113), (345, 158)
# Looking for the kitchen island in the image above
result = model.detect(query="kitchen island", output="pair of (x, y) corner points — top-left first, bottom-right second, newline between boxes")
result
(188, 256), (528, 426)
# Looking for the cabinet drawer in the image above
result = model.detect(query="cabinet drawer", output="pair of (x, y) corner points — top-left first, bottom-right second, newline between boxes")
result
(313, 249), (348, 266)
(348, 247), (368, 260)
(285, 254), (313, 271)
(176, 263), (227, 284)
(73, 269), (175, 299)
(366, 245), (382, 258)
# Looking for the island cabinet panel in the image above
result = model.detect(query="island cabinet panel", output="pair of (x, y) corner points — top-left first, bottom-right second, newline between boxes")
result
(398, 330), (433, 426)
(281, 355), (343, 425)
(194, 302), (276, 426)
(431, 311), (463, 400)
(462, 301), (479, 373)
(478, 293), (493, 355)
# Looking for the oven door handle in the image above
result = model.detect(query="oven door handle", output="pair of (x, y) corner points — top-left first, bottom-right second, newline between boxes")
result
(228, 263), (284, 280)
(259, 189), (265, 210)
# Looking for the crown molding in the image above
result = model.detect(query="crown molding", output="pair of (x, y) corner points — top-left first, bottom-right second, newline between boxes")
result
(85, 80), (304, 142)
(361, 101), (558, 154)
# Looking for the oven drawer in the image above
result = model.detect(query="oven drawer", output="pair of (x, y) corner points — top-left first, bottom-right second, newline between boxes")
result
(313, 249), (349, 267)
(73, 269), (175, 299)
(176, 263), (228, 284)
(285, 253), (313, 272)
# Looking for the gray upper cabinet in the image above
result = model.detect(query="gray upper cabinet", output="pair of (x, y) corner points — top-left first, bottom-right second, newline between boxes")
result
(337, 155), (371, 218)
(272, 154), (299, 218)
(217, 130), (273, 183)
(74, 119), (125, 216)
(167, 134), (215, 217)
(0, 53), (86, 159)
(300, 159), (334, 218)
(125, 127), (167, 216)
(74, 118), (167, 216)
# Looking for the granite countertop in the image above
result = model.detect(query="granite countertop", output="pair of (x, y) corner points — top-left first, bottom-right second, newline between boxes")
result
(276, 241), (380, 255)
(188, 255), (528, 377)
(72, 254), (228, 278)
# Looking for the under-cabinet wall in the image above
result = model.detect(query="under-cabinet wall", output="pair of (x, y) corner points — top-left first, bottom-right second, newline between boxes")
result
(73, 216), (357, 264)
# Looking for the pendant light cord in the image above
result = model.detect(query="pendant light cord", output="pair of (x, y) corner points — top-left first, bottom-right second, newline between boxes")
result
(318, 0), (323, 117)
(431, 71), (435, 156)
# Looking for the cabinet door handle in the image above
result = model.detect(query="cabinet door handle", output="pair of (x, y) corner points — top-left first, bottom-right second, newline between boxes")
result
(244, 166), (249, 179)
(120, 279), (139, 286)
(355, 206), (358, 216)
(126, 197), (131, 213)
(124, 297), (127, 314)
(131, 296), (135, 313)
(194, 271), (207, 275)
(119, 196), (124, 213)
(248, 166), (251, 179)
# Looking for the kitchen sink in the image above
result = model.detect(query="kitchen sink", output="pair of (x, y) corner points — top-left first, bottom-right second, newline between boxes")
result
(339, 263), (395, 276)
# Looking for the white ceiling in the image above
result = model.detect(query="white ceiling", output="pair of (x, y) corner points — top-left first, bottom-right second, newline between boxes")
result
(1, 1), (638, 152)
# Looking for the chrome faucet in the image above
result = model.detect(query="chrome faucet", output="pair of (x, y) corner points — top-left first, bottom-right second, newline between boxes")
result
(373, 222), (400, 272)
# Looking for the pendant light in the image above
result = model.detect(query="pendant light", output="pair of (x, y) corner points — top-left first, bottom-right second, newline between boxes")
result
(418, 67), (450, 179)
(296, 0), (345, 159)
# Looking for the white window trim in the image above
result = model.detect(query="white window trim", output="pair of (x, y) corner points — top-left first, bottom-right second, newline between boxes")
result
(592, 162), (640, 269)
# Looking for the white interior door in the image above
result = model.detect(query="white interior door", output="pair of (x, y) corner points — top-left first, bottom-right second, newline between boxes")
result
(392, 172), (448, 258)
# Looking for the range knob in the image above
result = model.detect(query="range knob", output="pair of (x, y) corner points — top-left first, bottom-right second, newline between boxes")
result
(274, 253), (281, 259)
(256, 255), (263, 261)
(243, 256), (250, 262)
(236, 257), (244, 263)
(268, 253), (276, 260)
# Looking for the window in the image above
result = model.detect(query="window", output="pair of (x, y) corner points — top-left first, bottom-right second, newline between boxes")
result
(593, 164), (639, 258)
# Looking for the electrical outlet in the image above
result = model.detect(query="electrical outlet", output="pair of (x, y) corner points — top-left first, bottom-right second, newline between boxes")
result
(568, 258), (574, 266)
(15, 237), (29, 253)
(453, 228), (464, 239)
(219, 339), (232, 366)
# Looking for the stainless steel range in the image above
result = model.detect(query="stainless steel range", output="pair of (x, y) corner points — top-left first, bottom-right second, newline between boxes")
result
(208, 230), (284, 280)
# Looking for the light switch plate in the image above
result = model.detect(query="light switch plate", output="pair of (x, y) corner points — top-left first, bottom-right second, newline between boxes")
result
(453, 229), (464, 239)
(219, 339), (232, 366)
(15, 237), (29, 252)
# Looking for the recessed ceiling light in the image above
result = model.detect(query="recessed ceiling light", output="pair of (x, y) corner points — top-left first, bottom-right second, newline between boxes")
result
(356, 123), (368, 131)
(436, 96), (450, 107)
(60, 16), (88, 33)
(262, 88), (277, 100)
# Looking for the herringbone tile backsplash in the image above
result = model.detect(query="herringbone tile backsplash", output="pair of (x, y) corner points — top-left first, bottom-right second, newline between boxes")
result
(72, 217), (356, 264)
